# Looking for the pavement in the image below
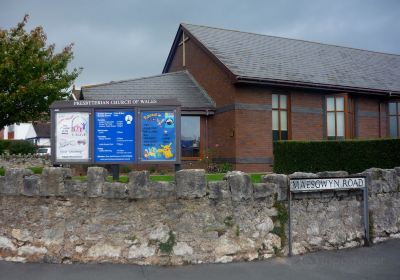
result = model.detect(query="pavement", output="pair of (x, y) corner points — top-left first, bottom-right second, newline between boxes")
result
(1, 239), (400, 280)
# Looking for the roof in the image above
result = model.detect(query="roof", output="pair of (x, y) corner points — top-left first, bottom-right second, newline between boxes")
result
(82, 70), (216, 111)
(164, 23), (400, 94)
(32, 123), (50, 138)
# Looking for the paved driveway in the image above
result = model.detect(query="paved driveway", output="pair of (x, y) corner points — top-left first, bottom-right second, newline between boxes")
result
(1, 239), (399, 280)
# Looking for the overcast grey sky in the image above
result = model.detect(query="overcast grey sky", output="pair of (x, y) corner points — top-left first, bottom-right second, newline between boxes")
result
(1, 0), (399, 87)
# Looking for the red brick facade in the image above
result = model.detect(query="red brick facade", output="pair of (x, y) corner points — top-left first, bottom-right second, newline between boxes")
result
(166, 33), (391, 172)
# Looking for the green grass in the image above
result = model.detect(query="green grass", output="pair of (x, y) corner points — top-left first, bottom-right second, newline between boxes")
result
(72, 173), (266, 183)
(0, 167), (4, 176)
(28, 166), (43, 174)
(106, 176), (129, 183)
(150, 175), (175, 182)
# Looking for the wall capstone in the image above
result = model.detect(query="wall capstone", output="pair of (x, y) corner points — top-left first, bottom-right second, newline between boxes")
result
(40, 167), (72, 196)
(0, 168), (33, 195)
(225, 171), (253, 201)
(176, 169), (206, 198)
(207, 181), (230, 200)
(262, 174), (287, 201)
(128, 171), (150, 199)
(87, 167), (108, 197)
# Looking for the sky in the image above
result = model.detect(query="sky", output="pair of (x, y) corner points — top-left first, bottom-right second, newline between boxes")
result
(1, 0), (399, 88)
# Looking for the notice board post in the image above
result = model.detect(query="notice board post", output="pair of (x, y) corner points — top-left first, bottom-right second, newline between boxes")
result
(50, 99), (181, 172)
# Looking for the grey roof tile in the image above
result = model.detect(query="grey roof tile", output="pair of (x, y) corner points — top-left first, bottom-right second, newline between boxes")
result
(181, 23), (400, 93)
(82, 71), (216, 109)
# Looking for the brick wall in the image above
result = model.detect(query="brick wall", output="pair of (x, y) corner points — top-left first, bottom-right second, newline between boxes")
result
(166, 33), (389, 172)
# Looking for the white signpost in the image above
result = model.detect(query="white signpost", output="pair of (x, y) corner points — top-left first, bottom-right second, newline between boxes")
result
(288, 176), (369, 256)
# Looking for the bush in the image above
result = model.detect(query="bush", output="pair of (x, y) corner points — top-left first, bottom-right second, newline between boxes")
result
(0, 140), (11, 154)
(273, 139), (400, 174)
(8, 140), (36, 155)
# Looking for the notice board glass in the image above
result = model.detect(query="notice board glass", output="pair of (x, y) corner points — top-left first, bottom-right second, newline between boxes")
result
(140, 111), (177, 161)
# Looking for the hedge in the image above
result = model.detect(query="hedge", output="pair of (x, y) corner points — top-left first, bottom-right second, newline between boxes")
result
(0, 140), (36, 155)
(273, 139), (400, 174)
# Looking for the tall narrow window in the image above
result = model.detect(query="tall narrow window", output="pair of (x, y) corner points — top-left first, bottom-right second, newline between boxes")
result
(326, 96), (345, 140)
(272, 94), (289, 141)
(388, 102), (400, 138)
(181, 116), (201, 158)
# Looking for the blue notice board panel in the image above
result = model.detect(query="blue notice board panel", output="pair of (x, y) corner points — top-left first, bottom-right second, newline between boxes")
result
(141, 111), (176, 161)
(94, 111), (135, 162)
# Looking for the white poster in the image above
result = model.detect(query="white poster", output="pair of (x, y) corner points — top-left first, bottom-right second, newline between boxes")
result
(56, 112), (90, 161)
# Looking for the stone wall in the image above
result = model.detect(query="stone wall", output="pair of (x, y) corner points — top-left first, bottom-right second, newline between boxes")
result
(0, 167), (399, 265)
(0, 154), (51, 169)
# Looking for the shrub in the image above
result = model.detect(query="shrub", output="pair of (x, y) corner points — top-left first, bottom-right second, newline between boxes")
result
(273, 139), (400, 174)
(8, 140), (36, 155)
(0, 167), (5, 176)
(0, 140), (11, 154)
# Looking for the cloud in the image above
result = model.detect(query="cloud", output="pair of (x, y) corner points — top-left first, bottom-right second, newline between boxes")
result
(1, 0), (399, 87)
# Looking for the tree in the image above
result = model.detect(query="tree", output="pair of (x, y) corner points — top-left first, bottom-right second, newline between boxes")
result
(0, 15), (81, 128)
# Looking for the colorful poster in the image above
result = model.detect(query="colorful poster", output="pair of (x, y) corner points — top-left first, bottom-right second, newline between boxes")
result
(94, 111), (135, 162)
(56, 112), (89, 161)
(141, 111), (176, 161)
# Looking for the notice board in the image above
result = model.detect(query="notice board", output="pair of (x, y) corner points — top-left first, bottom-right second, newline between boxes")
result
(94, 111), (135, 163)
(50, 99), (181, 165)
(140, 111), (177, 161)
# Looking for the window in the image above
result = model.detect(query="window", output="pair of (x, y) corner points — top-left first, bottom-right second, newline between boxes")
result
(181, 116), (200, 158)
(326, 96), (345, 140)
(272, 94), (289, 141)
(389, 102), (400, 138)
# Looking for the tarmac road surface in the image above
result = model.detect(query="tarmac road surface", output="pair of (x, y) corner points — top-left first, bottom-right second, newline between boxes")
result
(1, 239), (399, 280)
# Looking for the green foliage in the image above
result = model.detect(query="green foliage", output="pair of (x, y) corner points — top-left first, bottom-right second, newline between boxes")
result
(369, 210), (375, 243)
(106, 175), (129, 183)
(158, 231), (176, 254)
(272, 196), (289, 248)
(149, 175), (174, 182)
(223, 216), (235, 228)
(273, 139), (400, 174)
(235, 225), (240, 237)
(126, 235), (137, 242)
(0, 167), (5, 176)
(120, 166), (132, 174)
(0, 15), (81, 127)
(28, 166), (43, 174)
(0, 140), (11, 154)
(8, 140), (36, 155)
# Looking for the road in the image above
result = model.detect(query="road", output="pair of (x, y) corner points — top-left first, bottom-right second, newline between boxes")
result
(1, 239), (399, 280)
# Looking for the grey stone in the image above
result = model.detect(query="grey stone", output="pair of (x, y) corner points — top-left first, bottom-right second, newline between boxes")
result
(149, 181), (175, 198)
(253, 182), (277, 199)
(128, 243), (156, 259)
(207, 181), (230, 200)
(128, 171), (150, 199)
(103, 182), (127, 199)
(381, 169), (398, 192)
(1, 168), (33, 195)
(263, 174), (288, 201)
(87, 243), (121, 258)
(225, 171), (253, 201)
(0, 236), (16, 251)
(176, 169), (206, 198)
(173, 242), (193, 257)
(317, 171), (349, 178)
(23, 175), (40, 196)
(289, 172), (318, 179)
(64, 180), (87, 197)
(87, 167), (107, 197)
(40, 167), (71, 196)
(256, 217), (274, 234)
(0, 176), (6, 195)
